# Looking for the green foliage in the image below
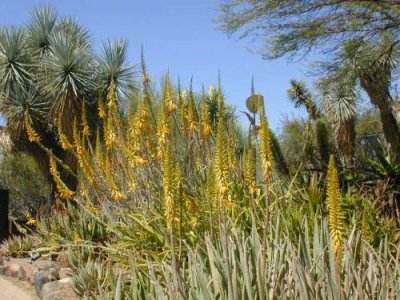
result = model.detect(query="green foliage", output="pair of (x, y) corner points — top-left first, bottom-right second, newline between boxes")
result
(269, 129), (290, 178)
(1, 6), (400, 299)
(287, 80), (319, 120)
(0, 152), (51, 218)
(3, 236), (34, 257)
(356, 108), (382, 137)
(104, 218), (400, 299)
(218, 1), (400, 161)
(73, 259), (108, 297)
(25, 169), (400, 298)
(34, 202), (107, 252)
(279, 117), (330, 173)
(217, 0), (400, 59)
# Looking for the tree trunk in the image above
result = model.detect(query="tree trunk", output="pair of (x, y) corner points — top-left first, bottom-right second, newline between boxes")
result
(360, 72), (400, 163)
(336, 117), (356, 168)
(316, 119), (330, 167)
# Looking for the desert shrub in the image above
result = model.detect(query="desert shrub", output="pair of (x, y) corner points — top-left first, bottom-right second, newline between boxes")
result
(0, 152), (51, 218)
(13, 62), (400, 299)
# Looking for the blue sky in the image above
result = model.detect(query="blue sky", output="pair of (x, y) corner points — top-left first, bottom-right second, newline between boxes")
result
(0, 0), (309, 131)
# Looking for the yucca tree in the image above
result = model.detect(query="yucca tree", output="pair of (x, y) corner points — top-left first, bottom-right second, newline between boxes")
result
(319, 82), (357, 168)
(96, 39), (136, 100)
(0, 25), (58, 180)
(287, 80), (320, 120)
(41, 19), (94, 131)
(0, 6), (135, 197)
(331, 37), (400, 164)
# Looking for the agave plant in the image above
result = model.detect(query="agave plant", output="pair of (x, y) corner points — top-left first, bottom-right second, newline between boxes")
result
(101, 217), (400, 299)
(72, 259), (109, 297)
(3, 235), (34, 257)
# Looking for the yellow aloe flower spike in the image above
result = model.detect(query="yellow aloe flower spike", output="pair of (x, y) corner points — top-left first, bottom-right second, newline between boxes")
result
(24, 113), (41, 143)
(244, 139), (257, 195)
(200, 95), (212, 142)
(24, 210), (36, 226)
(98, 95), (106, 119)
(81, 101), (90, 137)
(259, 109), (273, 183)
(49, 155), (75, 200)
(57, 117), (73, 150)
(157, 101), (170, 160)
(326, 155), (345, 261)
(206, 162), (217, 211)
(126, 100), (149, 168)
(187, 92), (198, 137)
(163, 143), (175, 231)
(180, 96), (188, 136)
(104, 157), (127, 201)
(227, 119), (238, 170)
(95, 128), (105, 170)
(164, 76), (176, 115)
(141, 48), (153, 105)
(214, 97), (231, 209)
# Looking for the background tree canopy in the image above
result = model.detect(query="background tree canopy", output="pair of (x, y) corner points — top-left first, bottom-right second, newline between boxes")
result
(218, 0), (400, 162)
(218, 0), (400, 59)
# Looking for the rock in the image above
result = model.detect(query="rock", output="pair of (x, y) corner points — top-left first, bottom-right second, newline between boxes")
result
(3, 258), (42, 284)
(0, 246), (7, 256)
(4, 263), (26, 280)
(56, 252), (70, 268)
(34, 268), (59, 296)
(35, 260), (57, 271)
(40, 277), (78, 300)
(59, 267), (73, 279)
(21, 263), (39, 284)
(0, 255), (4, 274)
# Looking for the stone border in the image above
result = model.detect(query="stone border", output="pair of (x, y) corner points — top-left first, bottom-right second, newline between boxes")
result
(0, 253), (79, 300)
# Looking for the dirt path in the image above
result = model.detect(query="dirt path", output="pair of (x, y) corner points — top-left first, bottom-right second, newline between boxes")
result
(0, 276), (37, 300)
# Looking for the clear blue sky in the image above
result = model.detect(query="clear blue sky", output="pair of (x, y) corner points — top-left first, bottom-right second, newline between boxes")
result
(0, 0), (309, 131)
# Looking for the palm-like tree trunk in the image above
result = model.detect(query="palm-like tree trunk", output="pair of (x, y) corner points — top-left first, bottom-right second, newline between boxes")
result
(360, 71), (400, 163)
(336, 118), (356, 168)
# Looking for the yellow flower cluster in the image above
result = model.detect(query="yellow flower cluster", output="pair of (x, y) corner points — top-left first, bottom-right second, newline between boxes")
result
(164, 76), (176, 115)
(49, 155), (75, 200)
(163, 143), (176, 231)
(259, 111), (273, 183)
(98, 96), (106, 119)
(81, 101), (90, 137)
(326, 155), (345, 260)
(126, 99), (149, 168)
(157, 77), (175, 160)
(24, 210), (36, 226)
(47, 62), (286, 237)
(214, 96), (232, 210)
(57, 117), (73, 150)
(244, 140), (257, 195)
(200, 96), (212, 143)
(104, 81), (121, 149)
(24, 113), (41, 143)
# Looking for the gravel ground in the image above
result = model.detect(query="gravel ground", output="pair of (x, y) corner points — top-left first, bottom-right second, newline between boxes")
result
(0, 275), (38, 300)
